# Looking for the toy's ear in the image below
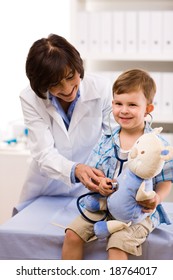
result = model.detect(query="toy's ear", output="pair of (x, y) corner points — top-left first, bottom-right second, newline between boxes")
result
(160, 146), (173, 161)
(153, 127), (163, 135)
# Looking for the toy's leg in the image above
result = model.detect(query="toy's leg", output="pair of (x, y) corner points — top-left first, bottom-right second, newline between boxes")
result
(83, 194), (107, 212)
(136, 181), (156, 202)
(94, 220), (131, 239)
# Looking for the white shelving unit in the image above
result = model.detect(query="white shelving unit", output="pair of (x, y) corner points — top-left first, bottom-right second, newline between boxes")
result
(70, 0), (173, 132)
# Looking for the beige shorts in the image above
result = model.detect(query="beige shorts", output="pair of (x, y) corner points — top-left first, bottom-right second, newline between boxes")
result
(66, 210), (154, 256)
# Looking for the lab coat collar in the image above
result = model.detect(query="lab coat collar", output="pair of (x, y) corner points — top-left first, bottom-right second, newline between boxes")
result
(39, 97), (68, 137)
(79, 77), (101, 102)
(43, 98), (94, 136)
(68, 78), (101, 132)
(41, 77), (101, 135)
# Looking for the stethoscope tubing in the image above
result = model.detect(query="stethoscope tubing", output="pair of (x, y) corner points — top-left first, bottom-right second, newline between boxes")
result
(77, 111), (153, 223)
(76, 192), (109, 224)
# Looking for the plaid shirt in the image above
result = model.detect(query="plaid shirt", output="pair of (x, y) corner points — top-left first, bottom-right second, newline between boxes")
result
(87, 122), (173, 225)
(88, 122), (173, 184)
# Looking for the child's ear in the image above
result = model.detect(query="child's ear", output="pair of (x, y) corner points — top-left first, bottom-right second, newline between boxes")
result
(146, 104), (154, 114)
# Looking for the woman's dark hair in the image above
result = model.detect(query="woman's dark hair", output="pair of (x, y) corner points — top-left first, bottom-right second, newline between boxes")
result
(26, 34), (84, 99)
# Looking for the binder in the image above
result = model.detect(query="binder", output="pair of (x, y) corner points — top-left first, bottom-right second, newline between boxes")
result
(138, 11), (151, 54)
(76, 11), (89, 55)
(100, 11), (112, 54)
(163, 11), (173, 54)
(162, 73), (173, 116)
(150, 72), (162, 120)
(88, 11), (100, 54)
(150, 11), (163, 54)
(112, 11), (125, 54)
(124, 11), (137, 54)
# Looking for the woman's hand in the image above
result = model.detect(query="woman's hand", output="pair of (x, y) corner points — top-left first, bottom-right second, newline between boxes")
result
(75, 163), (105, 192)
(138, 193), (160, 213)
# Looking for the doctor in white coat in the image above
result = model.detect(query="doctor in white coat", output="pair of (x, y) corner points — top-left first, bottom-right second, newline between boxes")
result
(18, 34), (115, 209)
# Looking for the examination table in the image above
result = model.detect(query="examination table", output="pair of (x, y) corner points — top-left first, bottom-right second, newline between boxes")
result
(0, 196), (173, 260)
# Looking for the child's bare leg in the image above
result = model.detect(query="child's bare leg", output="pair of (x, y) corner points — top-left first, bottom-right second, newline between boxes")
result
(108, 247), (128, 260)
(62, 229), (84, 260)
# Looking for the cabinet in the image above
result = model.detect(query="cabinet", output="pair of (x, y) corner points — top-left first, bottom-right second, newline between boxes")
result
(70, 0), (173, 133)
(0, 149), (31, 224)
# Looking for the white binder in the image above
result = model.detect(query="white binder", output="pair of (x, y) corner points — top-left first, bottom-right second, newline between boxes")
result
(100, 11), (113, 54)
(76, 11), (89, 55)
(150, 72), (162, 120)
(112, 11), (125, 54)
(163, 11), (173, 54)
(150, 11), (163, 54)
(125, 11), (137, 54)
(162, 73), (173, 116)
(138, 11), (151, 54)
(88, 11), (101, 54)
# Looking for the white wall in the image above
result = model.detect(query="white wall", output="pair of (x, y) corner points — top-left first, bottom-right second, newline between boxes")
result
(0, 0), (71, 139)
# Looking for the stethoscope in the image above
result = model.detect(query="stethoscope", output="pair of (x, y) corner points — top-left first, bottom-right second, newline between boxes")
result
(77, 110), (154, 223)
(108, 110), (153, 175)
(108, 109), (128, 176)
(76, 111), (127, 223)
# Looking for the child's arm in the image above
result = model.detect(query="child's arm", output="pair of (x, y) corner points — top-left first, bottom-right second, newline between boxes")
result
(138, 181), (172, 213)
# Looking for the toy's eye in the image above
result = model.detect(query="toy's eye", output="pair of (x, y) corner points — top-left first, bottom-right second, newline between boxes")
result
(141, 151), (145, 154)
(137, 141), (139, 144)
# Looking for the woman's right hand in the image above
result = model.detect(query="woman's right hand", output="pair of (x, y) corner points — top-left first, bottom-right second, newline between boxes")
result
(75, 163), (105, 192)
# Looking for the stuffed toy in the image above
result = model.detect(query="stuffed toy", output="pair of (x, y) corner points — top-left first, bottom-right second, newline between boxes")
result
(81, 127), (173, 239)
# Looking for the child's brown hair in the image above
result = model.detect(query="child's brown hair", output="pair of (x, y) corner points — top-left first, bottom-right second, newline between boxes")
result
(112, 69), (156, 104)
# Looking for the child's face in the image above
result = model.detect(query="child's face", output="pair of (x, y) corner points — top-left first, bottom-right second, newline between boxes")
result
(112, 90), (150, 131)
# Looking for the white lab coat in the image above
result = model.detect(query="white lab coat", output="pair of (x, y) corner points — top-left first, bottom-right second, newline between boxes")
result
(18, 73), (115, 207)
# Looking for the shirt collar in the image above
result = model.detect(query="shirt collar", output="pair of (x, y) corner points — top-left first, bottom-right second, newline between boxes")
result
(49, 90), (80, 129)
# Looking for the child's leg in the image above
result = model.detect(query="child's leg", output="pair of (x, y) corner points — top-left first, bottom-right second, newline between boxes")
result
(107, 217), (153, 259)
(62, 210), (105, 259)
(62, 229), (84, 260)
(108, 248), (128, 260)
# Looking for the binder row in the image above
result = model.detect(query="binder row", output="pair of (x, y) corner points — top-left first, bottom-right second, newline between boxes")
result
(76, 10), (173, 56)
(91, 71), (173, 119)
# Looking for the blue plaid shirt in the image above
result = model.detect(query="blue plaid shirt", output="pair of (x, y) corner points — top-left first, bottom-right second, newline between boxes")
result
(87, 122), (173, 184)
(87, 122), (173, 225)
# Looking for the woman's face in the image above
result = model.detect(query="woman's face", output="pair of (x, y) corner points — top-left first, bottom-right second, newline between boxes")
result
(49, 69), (81, 102)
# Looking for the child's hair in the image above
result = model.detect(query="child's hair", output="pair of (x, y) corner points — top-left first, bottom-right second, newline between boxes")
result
(112, 69), (156, 104)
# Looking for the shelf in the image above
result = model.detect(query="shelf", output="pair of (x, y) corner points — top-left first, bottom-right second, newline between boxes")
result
(81, 54), (173, 62)
(75, 0), (173, 9)
(71, 0), (173, 128)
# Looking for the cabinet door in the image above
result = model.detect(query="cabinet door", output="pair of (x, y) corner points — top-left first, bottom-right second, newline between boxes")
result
(0, 152), (31, 224)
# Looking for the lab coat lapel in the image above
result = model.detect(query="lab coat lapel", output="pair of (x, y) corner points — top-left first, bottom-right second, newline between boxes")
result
(41, 98), (69, 138)
(68, 98), (90, 133)
(68, 78), (100, 134)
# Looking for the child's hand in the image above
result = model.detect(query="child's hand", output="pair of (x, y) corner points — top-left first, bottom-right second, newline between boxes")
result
(138, 193), (160, 213)
(98, 177), (117, 196)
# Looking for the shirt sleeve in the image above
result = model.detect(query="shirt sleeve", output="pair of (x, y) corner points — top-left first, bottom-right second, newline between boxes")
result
(70, 163), (80, 184)
(153, 159), (173, 184)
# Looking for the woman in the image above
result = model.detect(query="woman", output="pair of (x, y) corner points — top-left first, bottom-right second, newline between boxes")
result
(18, 34), (115, 208)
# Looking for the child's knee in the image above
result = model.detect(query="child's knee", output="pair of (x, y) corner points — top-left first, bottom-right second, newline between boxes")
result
(65, 229), (83, 244)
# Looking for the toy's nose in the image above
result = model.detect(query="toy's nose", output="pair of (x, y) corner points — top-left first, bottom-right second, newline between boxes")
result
(130, 147), (138, 159)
